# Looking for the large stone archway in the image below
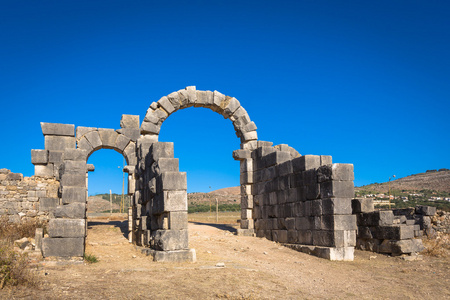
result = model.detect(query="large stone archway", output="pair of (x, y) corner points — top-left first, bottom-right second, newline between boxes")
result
(31, 86), (357, 262)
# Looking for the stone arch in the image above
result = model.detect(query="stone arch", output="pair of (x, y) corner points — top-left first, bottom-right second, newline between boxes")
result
(139, 86), (258, 150)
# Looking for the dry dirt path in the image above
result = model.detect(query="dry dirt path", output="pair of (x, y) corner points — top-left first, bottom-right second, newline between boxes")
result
(2, 218), (449, 299)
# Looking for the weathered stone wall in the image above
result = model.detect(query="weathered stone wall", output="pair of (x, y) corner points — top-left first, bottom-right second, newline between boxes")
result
(0, 169), (59, 223)
(234, 141), (357, 261)
(353, 199), (424, 256)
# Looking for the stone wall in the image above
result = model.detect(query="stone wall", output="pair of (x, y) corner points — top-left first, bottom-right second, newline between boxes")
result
(353, 199), (424, 256)
(0, 169), (59, 223)
(234, 141), (357, 261)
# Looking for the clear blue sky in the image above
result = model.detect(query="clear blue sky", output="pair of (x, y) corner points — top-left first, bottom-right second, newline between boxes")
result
(1, 1), (449, 195)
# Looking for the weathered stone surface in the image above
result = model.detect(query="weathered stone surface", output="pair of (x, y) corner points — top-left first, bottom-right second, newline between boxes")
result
(48, 219), (86, 238)
(39, 197), (59, 211)
(61, 174), (86, 187)
(371, 225), (414, 240)
(35, 228), (44, 253)
(115, 134), (131, 152)
(84, 130), (102, 151)
(264, 151), (291, 167)
(45, 136), (76, 151)
(317, 215), (357, 231)
(154, 158), (179, 173)
(242, 130), (258, 141)
(31, 150), (48, 165)
(155, 190), (187, 212)
(117, 128), (141, 141)
(141, 121), (161, 135)
(232, 149), (251, 160)
(76, 126), (97, 138)
(352, 198), (374, 213)
(320, 180), (354, 199)
(54, 203), (86, 219)
(77, 137), (94, 152)
(151, 142), (174, 161)
(41, 122), (75, 136)
(167, 91), (181, 110)
(292, 155), (320, 172)
(321, 198), (352, 215)
(120, 114), (140, 128)
(35, 164), (54, 177)
(48, 151), (64, 163)
(42, 237), (84, 257)
(156, 172), (187, 192)
(98, 129), (119, 149)
(222, 97), (240, 118)
(143, 248), (196, 262)
(64, 149), (88, 161)
(158, 96), (175, 114)
(61, 187), (86, 204)
(357, 211), (394, 226)
(169, 211), (188, 230)
(415, 205), (437, 216)
(152, 229), (189, 251)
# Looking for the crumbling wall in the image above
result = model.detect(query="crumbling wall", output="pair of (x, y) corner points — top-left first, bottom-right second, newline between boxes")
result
(234, 141), (357, 261)
(0, 169), (59, 223)
(133, 141), (195, 262)
(352, 198), (424, 256)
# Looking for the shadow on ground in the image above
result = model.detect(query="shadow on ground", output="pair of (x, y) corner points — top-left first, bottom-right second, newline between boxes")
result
(189, 221), (237, 233)
(88, 220), (129, 239)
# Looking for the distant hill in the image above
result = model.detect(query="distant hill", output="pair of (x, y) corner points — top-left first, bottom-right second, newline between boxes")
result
(357, 169), (450, 193)
(87, 195), (120, 213)
(209, 186), (240, 196)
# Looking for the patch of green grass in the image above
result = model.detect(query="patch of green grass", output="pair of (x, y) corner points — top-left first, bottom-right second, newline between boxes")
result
(84, 253), (99, 264)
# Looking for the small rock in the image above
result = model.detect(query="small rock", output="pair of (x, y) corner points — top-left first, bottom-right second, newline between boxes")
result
(369, 256), (377, 260)
(263, 251), (268, 255)
(215, 262), (225, 268)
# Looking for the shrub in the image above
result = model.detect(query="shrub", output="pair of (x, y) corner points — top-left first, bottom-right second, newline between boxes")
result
(0, 243), (38, 289)
(84, 253), (99, 264)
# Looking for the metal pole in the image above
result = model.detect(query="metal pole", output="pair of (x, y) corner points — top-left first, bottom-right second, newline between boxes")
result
(110, 189), (112, 216)
(216, 198), (218, 223)
(121, 164), (125, 214)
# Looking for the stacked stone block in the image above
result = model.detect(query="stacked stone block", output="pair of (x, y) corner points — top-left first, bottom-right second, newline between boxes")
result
(0, 169), (59, 223)
(393, 205), (437, 236)
(353, 198), (424, 256)
(133, 141), (195, 262)
(236, 141), (356, 261)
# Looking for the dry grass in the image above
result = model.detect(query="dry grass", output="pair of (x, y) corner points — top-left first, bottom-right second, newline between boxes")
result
(0, 216), (42, 289)
(422, 233), (450, 257)
(188, 211), (240, 224)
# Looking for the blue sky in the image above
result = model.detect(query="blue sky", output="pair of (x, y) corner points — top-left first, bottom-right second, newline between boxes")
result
(1, 1), (449, 194)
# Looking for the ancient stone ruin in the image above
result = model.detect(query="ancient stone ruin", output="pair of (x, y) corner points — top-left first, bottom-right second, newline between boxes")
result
(0, 86), (424, 262)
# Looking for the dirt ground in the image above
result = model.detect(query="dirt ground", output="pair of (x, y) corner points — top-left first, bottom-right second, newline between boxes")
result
(2, 215), (449, 299)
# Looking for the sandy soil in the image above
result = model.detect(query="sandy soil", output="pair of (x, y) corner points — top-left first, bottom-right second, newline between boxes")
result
(2, 216), (449, 299)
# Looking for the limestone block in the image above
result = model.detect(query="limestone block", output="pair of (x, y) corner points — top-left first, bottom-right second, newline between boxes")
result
(61, 187), (86, 204)
(298, 230), (313, 245)
(167, 91), (181, 110)
(158, 96), (175, 114)
(320, 155), (332, 166)
(278, 161), (293, 177)
(151, 142), (174, 161)
(61, 173), (85, 187)
(98, 129), (119, 149)
(147, 248), (196, 263)
(242, 121), (257, 133)
(371, 225), (414, 240)
(241, 209), (252, 219)
(240, 159), (253, 173)
(48, 219), (86, 238)
(240, 171), (253, 184)
(242, 130), (258, 142)
(321, 198), (352, 215)
(157, 190), (188, 212)
(222, 97), (240, 118)
(320, 180), (354, 199)
(241, 140), (257, 151)
(39, 197), (59, 212)
(120, 114), (140, 129)
(77, 137), (93, 153)
(351, 198), (374, 213)
(35, 228), (44, 253)
(357, 211), (394, 226)
(123, 142), (137, 159)
(317, 215), (357, 231)
(84, 130), (102, 151)
(42, 237), (84, 257)
(145, 107), (169, 125)
(185, 86), (197, 104)
(87, 164), (95, 172)
(115, 134), (131, 152)
(65, 149), (88, 161)
(154, 158), (179, 173)
(264, 151), (291, 168)
(169, 211), (188, 230)
(195, 90), (213, 106)
(415, 205), (437, 216)
(48, 151), (64, 163)
(141, 121), (161, 135)
(240, 219), (254, 229)
(177, 89), (190, 107)
(54, 203), (86, 219)
(232, 149), (251, 161)
(212, 90), (225, 111)
(31, 150), (48, 165)
(41, 122), (75, 136)
(378, 239), (417, 255)
(152, 229), (189, 251)
(241, 195), (253, 209)
(292, 155), (320, 173)
(35, 164), (54, 177)
(295, 216), (315, 230)
(117, 128), (141, 141)
(45, 136), (76, 151)
(156, 172), (187, 192)
(76, 126), (97, 139)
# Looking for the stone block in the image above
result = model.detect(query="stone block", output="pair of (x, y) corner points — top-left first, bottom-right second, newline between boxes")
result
(298, 230), (313, 244)
(84, 130), (102, 151)
(320, 180), (354, 199)
(241, 195), (253, 208)
(48, 219), (86, 238)
(115, 134), (131, 152)
(31, 150), (48, 165)
(48, 151), (64, 163)
(278, 161), (293, 176)
(35, 228), (44, 253)
(77, 137), (94, 152)
(154, 158), (179, 173)
(158, 96), (176, 114)
(378, 239), (417, 255)
(242, 131), (258, 142)
(152, 229), (189, 251)
(61, 187), (86, 204)
(273, 230), (288, 243)
(117, 128), (141, 141)
(296, 216), (314, 230)
(195, 90), (213, 106)
(151, 142), (174, 161)
(44, 136), (76, 151)
(141, 121), (161, 135)
(61, 174), (86, 187)
(357, 211), (394, 226)
(331, 164), (354, 181)
(322, 198), (352, 215)
(54, 203), (86, 219)
(35, 164), (54, 177)
(145, 248), (196, 263)
(239, 159), (253, 173)
(351, 198), (374, 213)
(42, 237), (84, 257)
(240, 218), (254, 229)
(292, 155), (320, 173)
(240, 171), (253, 184)
(264, 151), (291, 168)
(222, 97), (240, 118)
(169, 211), (188, 230)
(39, 197), (59, 211)
(156, 172), (187, 192)
(157, 190), (188, 212)
(371, 225), (414, 240)
(233, 149), (251, 160)
(98, 129), (119, 149)
(167, 91), (181, 109)
(320, 155), (332, 166)
(65, 149), (88, 161)
(241, 209), (252, 219)
(76, 126), (97, 138)
(120, 114), (140, 129)
(318, 215), (357, 231)
(415, 205), (437, 216)
(60, 161), (87, 176)
(41, 122), (75, 136)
